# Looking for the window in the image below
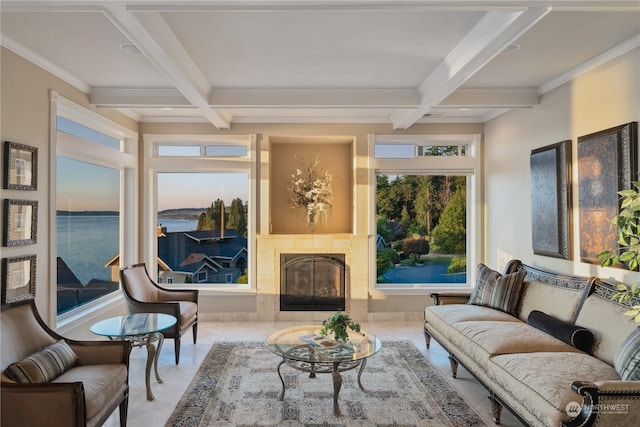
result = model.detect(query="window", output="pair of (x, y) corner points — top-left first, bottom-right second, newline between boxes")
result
(56, 158), (120, 314)
(144, 134), (256, 291)
(51, 92), (137, 318)
(369, 134), (481, 289)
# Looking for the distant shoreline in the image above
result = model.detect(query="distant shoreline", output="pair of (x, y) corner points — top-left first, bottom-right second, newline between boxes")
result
(57, 208), (205, 220)
(57, 211), (119, 216)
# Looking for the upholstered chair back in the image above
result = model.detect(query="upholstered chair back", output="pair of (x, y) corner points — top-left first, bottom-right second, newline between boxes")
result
(121, 265), (160, 303)
(1, 300), (56, 373)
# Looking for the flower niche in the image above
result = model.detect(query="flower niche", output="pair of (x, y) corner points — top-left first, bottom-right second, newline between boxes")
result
(288, 156), (333, 230)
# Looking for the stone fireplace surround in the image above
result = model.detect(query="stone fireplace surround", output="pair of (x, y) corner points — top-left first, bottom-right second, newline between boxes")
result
(256, 234), (370, 322)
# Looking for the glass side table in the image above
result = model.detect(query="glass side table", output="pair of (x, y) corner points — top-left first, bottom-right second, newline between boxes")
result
(90, 313), (176, 401)
(265, 325), (382, 417)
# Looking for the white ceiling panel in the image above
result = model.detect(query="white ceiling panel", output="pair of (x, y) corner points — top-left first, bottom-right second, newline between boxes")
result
(160, 10), (482, 89)
(1, 11), (172, 88)
(463, 11), (640, 88)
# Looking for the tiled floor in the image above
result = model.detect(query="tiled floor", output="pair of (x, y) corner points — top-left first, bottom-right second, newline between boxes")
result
(104, 321), (524, 426)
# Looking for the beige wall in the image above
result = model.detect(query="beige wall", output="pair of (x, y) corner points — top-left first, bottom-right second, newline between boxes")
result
(270, 140), (352, 234)
(0, 48), (137, 324)
(484, 47), (640, 287)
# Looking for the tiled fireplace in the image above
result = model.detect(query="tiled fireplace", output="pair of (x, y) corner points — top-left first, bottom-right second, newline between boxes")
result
(256, 234), (370, 322)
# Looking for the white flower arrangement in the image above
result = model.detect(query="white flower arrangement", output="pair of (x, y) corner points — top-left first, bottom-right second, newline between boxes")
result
(289, 156), (333, 228)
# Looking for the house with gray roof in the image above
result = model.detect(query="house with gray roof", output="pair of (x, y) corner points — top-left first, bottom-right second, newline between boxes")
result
(157, 229), (248, 285)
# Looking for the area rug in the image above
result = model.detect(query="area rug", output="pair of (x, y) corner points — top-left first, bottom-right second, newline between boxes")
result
(165, 340), (487, 426)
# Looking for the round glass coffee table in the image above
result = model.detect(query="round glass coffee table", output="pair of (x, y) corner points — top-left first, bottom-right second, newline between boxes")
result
(265, 324), (381, 417)
(90, 313), (176, 401)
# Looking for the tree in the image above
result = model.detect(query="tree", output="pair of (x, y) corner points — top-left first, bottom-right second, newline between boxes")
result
(414, 176), (435, 235)
(432, 187), (466, 253)
(197, 199), (226, 231)
(376, 216), (393, 244)
(402, 237), (430, 262)
(227, 198), (247, 236)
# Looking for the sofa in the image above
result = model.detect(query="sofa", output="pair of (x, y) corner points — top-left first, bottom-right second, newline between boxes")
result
(1, 299), (131, 427)
(424, 260), (640, 427)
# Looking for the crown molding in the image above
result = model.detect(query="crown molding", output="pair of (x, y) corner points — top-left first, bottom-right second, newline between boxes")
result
(1, 35), (91, 93)
(538, 33), (640, 95)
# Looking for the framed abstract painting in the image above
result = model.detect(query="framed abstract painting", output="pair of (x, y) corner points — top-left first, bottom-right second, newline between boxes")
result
(530, 140), (572, 259)
(578, 122), (638, 265)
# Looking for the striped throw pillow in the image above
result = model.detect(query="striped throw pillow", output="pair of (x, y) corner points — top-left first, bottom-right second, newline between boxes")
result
(614, 327), (640, 381)
(4, 340), (79, 383)
(468, 263), (526, 316)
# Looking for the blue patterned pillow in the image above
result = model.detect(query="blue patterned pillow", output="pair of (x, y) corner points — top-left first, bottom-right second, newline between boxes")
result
(468, 263), (526, 316)
(4, 340), (79, 383)
(614, 327), (640, 381)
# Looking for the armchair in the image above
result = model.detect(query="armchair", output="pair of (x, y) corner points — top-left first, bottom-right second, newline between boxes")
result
(1, 299), (131, 427)
(120, 263), (198, 364)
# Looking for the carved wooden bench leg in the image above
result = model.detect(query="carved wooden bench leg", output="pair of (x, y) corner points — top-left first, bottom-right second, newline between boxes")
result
(424, 330), (432, 349)
(448, 355), (459, 378)
(489, 393), (502, 424)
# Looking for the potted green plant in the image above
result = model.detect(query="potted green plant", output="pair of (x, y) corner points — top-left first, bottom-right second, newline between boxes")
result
(319, 312), (362, 342)
(597, 180), (640, 322)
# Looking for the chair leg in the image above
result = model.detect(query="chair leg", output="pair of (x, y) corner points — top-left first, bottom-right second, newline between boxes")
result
(174, 336), (181, 365)
(192, 322), (198, 344)
(119, 394), (128, 427)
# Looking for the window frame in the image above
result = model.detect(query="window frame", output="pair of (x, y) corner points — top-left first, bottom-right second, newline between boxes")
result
(49, 92), (138, 327)
(143, 134), (257, 294)
(368, 134), (482, 294)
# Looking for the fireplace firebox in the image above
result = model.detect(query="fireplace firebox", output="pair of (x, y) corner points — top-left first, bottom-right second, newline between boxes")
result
(280, 253), (346, 311)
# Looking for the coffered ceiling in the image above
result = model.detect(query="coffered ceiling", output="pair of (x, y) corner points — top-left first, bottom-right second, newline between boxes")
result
(1, 1), (638, 129)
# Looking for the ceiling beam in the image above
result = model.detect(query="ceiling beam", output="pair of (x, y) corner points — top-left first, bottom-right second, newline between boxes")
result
(209, 89), (420, 108)
(439, 88), (539, 108)
(102, 6), (230, 129)
(4, 1), (634, 13)
(91, 88), (190, 107)
(391, 6), (550, 129)
(89, 86), (537, 110)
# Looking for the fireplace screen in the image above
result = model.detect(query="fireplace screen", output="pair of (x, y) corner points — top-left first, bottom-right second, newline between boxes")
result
(280, 253), (345, 311)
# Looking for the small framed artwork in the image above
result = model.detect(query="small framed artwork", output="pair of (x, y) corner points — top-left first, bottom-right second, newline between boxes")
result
(3, 141), (38, 191)
(3, 199), (38, 246)
(1, 255), (36, 304)
(530, 140), (572, 259)
(578, 122), (638, 265)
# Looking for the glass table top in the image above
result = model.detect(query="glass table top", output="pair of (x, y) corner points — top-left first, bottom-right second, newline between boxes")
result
(265, 325), (381, 363)
(90, 313), (176, 338)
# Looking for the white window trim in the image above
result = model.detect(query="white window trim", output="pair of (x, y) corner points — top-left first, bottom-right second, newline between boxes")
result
(143, 134), (257, 293)
(49, 91), (138, 326)
(367, 134), (482, 293)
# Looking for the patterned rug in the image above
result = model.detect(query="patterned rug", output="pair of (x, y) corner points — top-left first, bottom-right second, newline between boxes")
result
(165, 340), (487, 426)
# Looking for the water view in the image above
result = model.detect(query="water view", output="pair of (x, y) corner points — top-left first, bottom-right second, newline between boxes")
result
(57, 214), (119, 284)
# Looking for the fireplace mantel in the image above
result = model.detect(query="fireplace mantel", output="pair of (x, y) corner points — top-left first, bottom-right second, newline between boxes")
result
(256, 234), (370, 322)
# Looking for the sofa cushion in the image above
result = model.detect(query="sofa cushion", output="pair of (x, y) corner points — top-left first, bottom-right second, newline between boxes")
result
(614, 327), (640, 381)
(527, 310), (594, 353)
(53, 364), (128, 421)
(451, 321), (582, 364)
(425, 304), (520, 326)
(517, 275), (587, 323)
(487, 352), (620, 427)
(468, 264), (526, 316)
(575, 289), (639, 365)
(4, 340), (79, 383)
